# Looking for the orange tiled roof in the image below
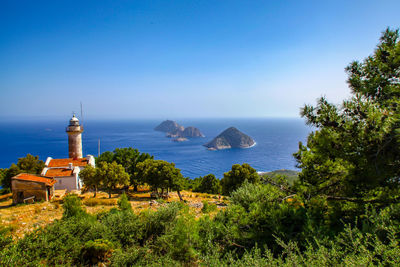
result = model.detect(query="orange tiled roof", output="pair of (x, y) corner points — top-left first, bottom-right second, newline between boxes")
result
(44, 168), (73, 177)
(12, 173), (56, 186)
(48, 158), (88, 167)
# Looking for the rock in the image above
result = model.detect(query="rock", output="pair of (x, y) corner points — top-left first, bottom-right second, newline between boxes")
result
(180, 127), (205, 138)
(173, 137), (188, 142)
(155, 120), (204, 141)
(149, 200), (158, 206)
(204, 127), (255, 150)
(188, 202), (203, 208)
(154, 120), (184, 133)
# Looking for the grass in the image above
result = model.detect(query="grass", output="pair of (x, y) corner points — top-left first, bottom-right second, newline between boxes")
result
(83, 198), (117, 207)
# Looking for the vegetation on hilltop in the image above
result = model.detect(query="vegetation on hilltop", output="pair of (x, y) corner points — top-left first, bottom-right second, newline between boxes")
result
(0, 154), (44, 192)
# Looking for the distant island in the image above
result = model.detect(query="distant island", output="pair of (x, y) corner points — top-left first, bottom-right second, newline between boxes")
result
(203, 127), (255, 150)
(154, 120), (204, 142)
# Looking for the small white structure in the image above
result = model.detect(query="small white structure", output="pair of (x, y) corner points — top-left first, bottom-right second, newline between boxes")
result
(41, 156), (95, 191)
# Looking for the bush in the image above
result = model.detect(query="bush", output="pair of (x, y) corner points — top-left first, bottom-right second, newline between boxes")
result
(193, 174), (221, 194)
(221, 163), (259, 195)
(201, 201), (217, 213)
(117, 193), (132, 211)
(80, 239), (114, 265)
(63, 195), (86, 218)
(100, 211), (143, 247)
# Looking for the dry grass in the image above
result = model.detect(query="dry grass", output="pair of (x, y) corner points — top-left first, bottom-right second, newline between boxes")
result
(0, 188), (227, 240)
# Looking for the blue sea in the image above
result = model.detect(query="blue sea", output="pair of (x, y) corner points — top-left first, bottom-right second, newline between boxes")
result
(0, 118), (312, 178)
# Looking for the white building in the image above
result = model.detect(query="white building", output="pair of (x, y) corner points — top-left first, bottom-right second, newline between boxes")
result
(41, 156), (95, 191)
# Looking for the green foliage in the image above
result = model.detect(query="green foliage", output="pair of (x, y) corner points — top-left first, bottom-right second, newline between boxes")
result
(1, 154), (44, 189)
(118, 193), (132, 211)
(63, 194), (86, 218)
(346, 28), (400, 104)
(201, 201), (217, 213)
(97, 147), (153, 190)
(136, 159), (186, 200)
(97, 161), (130, 198)
(193, 174), (221, 194)
(2, 186), (400, 266)
(261, 169), (298, 185)
(80, 165), (100, 197)
(294, 28), (400, 207)
(0, 225), (13, 250)
(221, 163), (259, 195)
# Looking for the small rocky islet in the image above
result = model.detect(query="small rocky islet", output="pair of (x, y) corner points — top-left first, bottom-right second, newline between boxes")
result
(154, 120), (204, 142)
(203, 127), (255, 150)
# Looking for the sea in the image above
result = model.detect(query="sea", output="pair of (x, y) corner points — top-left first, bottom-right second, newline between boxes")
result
(0, 118), (312, 178)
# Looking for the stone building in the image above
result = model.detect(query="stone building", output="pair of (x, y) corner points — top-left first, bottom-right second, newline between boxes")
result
(11, 173), (56, 204)
(66, 114), (83, 159)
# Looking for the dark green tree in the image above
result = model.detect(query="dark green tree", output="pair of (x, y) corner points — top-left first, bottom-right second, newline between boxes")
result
(135, 159), (185, 201)
(294, 28), (400, 204)
(193, 174), (221, 194)
(80, 165), (101, 197)
(97, 162), (130, 198)
(221, 163), (259, 195)
(97, 148), (153, 191)
(1, 154), (44, 189)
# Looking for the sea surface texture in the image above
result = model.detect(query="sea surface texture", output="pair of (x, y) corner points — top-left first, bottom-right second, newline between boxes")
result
(0, 118), (311, 178)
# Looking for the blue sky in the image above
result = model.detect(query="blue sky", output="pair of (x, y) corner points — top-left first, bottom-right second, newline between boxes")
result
(0, 0), (399, 120)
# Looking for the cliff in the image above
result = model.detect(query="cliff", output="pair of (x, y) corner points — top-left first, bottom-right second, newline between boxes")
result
(203, 127), (255, 150)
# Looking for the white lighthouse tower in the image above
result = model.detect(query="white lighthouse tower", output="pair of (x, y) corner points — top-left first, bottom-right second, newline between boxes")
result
(66, 114), (83, 159)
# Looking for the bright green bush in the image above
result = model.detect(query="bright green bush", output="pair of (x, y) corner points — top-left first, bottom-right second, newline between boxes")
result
(63, 194), (86, 218)
(201, 201), (217, 213)
(117, 193), (132, 211)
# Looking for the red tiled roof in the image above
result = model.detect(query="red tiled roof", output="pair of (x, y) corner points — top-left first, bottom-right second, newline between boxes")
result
(48, 158), (88, 167)
(44, 168), (73, 177)
(12, 173), (56, 186)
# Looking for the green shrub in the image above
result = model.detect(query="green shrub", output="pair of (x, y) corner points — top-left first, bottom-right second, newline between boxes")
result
(0, 225), (13, 250)
(221, 163), (259, 195)
(100, 211), (143, 247)
(201, 201), (217, 213)
(117, 193), (132, 211)
(63, 195), (86, 218)
(80, 239), (114, 265)
(193, 174), (221, 194)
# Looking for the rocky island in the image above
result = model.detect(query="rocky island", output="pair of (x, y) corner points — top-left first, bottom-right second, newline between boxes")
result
(203, 127), (255, 150)
(154, 120), (184, 133)
(155, 120), (204, 142)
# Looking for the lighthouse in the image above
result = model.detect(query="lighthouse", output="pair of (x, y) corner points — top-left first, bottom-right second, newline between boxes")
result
(66, 114), (83, 159)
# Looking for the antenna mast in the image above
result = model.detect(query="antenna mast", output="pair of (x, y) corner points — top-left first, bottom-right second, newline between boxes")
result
(98, 139), (101, 157)
(80, 102), (84, 126)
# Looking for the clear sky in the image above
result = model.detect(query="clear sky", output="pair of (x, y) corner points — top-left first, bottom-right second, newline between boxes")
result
(0, 0), (399, 120)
